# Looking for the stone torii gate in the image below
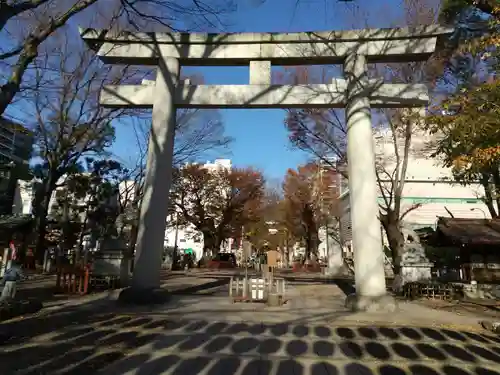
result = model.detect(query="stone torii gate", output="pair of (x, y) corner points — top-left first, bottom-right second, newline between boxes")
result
(81, 25), (451, 309)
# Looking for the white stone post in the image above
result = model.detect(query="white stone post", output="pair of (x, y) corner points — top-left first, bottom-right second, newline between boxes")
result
(344, 53), (389, 309)
(131, 56), (180, 291)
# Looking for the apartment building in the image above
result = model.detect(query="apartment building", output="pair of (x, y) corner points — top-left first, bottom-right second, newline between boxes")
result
(0, 117), (34, 215)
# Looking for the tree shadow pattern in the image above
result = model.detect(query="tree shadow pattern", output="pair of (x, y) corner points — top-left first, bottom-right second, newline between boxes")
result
(1, 311), (500, 375)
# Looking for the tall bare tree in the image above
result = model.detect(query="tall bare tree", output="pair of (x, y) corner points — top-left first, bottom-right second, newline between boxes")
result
(27, 35), (136, 260)
(0, 0), (237, 117)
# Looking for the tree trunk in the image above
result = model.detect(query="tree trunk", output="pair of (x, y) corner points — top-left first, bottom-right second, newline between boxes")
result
(303, 236), (311, 264)
(33, 180), (55, 264)
(61, 193), (71, 259)
(480, 174), (498, 218)
(303, 230), (319, 263)
(381, 211), (405, 276)
(202, 231), (217, 257)
(302, 204), (318, 263)
(127, 220), (139, 256)
(34, 196), (50, 264)
(490, 169), (500, 217)
(284, 247), (289, 267)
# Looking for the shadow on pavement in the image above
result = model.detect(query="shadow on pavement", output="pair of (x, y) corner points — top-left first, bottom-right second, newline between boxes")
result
(1, 306), (500, 375)
(331, 279), (356, 296)
(2, 275), (499, 375)
(169, 278), (229, 296)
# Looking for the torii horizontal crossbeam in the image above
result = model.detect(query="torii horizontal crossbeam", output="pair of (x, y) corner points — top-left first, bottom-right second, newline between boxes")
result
(100, 80), (428, 109)
(80, 25), (452, 66)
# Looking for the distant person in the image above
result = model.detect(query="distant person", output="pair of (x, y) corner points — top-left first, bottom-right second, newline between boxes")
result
(1, 260), (25, 300)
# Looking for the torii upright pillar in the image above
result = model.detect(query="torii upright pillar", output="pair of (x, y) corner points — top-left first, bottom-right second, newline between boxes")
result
(344, 53), (390, 310)
(135, 58), (179, 288)
(118, 57), (180, 303)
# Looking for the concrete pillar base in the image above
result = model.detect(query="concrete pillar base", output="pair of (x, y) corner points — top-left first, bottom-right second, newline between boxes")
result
(480, 320), (500, 334)
(118, 287), (171, 305)
(345, 293), (398, 313)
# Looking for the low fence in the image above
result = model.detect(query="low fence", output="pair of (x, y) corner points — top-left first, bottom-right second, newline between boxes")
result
(402, 281), (463, 301)
(56, 265), (90, 295)
(229, 276), (286, 303)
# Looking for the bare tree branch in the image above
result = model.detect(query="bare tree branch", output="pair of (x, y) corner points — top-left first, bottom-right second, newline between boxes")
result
(27, 31), (135, 258)
(0, 0), (52, 31)
(0, 0), (237, 117)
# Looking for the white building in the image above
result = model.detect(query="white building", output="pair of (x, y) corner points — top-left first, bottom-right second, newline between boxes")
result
(339, 129), (491, 249)
(13, 173), (120, 220)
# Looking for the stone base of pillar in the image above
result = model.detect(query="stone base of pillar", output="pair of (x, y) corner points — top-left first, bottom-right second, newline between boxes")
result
(480, 320), (500, 334)
(118, 287), (171, 305)
(345, 293), (398, 313)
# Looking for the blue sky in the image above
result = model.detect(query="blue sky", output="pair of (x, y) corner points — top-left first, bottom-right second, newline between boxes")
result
(110, 0), (408, 179)
(0, 0), (409, 179)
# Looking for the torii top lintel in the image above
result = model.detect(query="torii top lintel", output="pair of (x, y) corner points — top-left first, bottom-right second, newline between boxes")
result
(79, 25), (453, 66)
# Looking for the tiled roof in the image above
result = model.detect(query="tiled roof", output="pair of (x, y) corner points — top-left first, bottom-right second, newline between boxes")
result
(437, 217), (500, 246)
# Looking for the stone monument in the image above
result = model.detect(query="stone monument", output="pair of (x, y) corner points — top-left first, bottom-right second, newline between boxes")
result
(93, 222), (131, 287)
(80, 25), (452, 307)
(400, 243), (434, 282)
(392, 226), (434, 293)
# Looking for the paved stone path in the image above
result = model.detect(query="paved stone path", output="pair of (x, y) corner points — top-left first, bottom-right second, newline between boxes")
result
(2, 312), (500, 375)
(1, 276), (499, 375)
(12, 274), (224, 313)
